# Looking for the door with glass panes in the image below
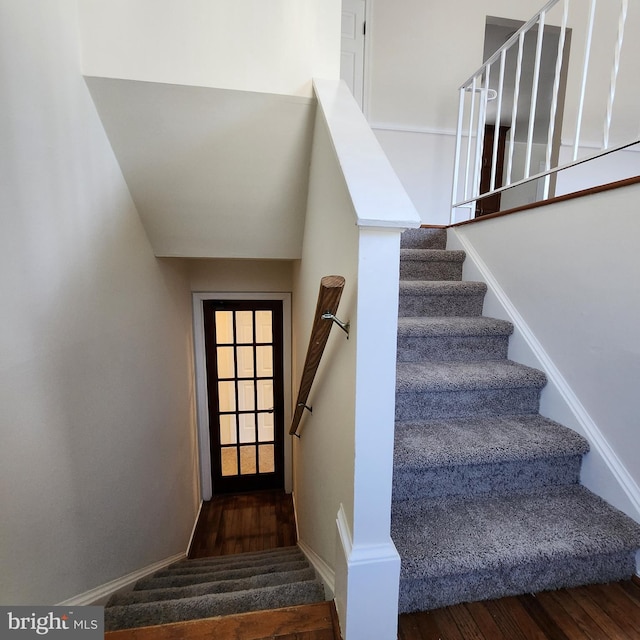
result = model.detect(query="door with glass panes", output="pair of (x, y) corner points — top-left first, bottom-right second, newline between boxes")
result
(203, 300), (284, 493)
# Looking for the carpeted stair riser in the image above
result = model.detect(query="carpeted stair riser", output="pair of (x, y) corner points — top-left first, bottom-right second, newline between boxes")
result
(172, 547), (302, 568)
(392, 485), (640, 612)
(105, 580), (325, 631)
(396, 388), (542, 421)
(392, 455), (584, 501)
(399, 249), (465, 281)
(392, 227), (640, 613)
(399, 550), (637, 612)
(401, 228), (447, 250)
(397, 317), (513, 362)
(108, 567), (318, 606)
(397, 334), (509, 362)
(398, 281), (486, 317)
(395, 360), (546, 421)
(150, 554), (307, 578)
(133, 560), (310, 591)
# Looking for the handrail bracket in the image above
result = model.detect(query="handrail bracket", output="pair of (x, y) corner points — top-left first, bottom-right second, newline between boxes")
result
(321, 312), (350, 338)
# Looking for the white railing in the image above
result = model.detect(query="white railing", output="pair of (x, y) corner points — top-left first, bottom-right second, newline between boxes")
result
(451, 0), (640, 223)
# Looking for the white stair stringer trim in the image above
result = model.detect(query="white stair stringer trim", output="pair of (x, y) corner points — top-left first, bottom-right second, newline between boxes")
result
(297, 539), (335, 599)
(451, 230), (640, 543)
(57, 552), (186, 606)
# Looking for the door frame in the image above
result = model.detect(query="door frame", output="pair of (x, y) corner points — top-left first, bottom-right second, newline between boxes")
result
(193, 292), (292, 500)
(340, 0), (373, 116)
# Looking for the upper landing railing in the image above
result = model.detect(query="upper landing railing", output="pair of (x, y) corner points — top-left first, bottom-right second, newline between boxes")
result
(451, 0), (640, 223)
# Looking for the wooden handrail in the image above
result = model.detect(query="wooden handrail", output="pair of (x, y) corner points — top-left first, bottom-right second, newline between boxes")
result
(290, 275), (346, 436)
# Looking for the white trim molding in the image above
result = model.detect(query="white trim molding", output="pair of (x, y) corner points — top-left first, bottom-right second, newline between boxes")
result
(57, 552), (185, 606)
(370, 122), (458, 137)
(334, 504), (401, 640)
(192, 292), (292, 500)
(298, 539), (336, 599)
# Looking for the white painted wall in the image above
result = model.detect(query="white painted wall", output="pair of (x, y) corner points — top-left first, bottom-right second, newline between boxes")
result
(555, 144), (640, 196)
(373, 128), (455, 225)
(85, 79), (316, 259)
(450, 185), (640, 525)
(500, 142), (548, 211)
(0, 1), (199, 604)
(78, 0), (341, 98)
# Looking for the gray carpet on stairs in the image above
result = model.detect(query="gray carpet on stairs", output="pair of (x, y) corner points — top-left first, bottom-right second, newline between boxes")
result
(393, 227), (640, 612)
(104, 546), (325, 631)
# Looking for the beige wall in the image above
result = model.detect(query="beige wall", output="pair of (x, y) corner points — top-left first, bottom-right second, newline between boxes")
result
(0, 1), (199, 604)
(292, 113), (359, 567)
(188, 259), (294, 293)
(78, 0), (341, 98)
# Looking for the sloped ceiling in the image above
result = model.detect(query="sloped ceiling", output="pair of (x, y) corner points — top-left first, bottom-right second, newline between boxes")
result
(85, 77), (316, 258)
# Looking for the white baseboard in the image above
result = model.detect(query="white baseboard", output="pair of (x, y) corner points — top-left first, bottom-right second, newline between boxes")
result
(452, 230), (640, 525)
(298, 539), (335, 598)
(187, 500), (204, 555)
(291, 491), (335, 596)
(57, 552), (186, 606)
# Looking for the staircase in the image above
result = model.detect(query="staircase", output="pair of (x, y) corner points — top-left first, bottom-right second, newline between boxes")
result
(392, 227), (640, 613)
(104, 546), (326, 632)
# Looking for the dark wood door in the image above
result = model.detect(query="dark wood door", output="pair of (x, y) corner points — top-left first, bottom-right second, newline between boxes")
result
(203, 300), (285, 494)
(476, 125), (510, 217)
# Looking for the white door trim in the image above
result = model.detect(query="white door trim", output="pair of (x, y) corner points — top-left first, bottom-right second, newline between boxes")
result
(192, 292), (292, 500)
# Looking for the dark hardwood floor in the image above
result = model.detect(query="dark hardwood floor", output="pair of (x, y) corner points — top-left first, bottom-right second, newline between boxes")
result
(188, 489), (297, 558)
(398, 578), (640, 639)
(186, 491), (640, 639)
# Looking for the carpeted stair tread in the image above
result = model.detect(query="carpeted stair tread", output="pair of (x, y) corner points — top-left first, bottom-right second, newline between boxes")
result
(176, 546), (303, 568)
(134, 560), (311, 590)
(105, 580), (326, 631)
(107, 567), (318, 606)
(397, 316), (513, 338)
(396, 360), (547, 392)
(401, 228), (447, 249)
(394, 415), (589, 469)
(154, 551), (305, 577)
(392, 485), (640, 611)
(392, 415), (588, 500)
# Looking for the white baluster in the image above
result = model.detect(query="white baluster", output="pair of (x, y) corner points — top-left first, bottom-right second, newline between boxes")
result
(473, 68), (491, 199)
(574, 0), (597, 160)
(506, 31), (525, 186)
(451, 87), (465, 221)
(463, 77), (477, 201)
(544, 0), (569, 199)
(525, 11), (546, 179)
(604, 0), (628, 149)
(490, 50), (506, 193)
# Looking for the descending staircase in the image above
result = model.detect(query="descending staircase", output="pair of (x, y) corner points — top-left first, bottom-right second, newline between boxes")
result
(104, 546), (326, 632)
(392, 227), (640, 613)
